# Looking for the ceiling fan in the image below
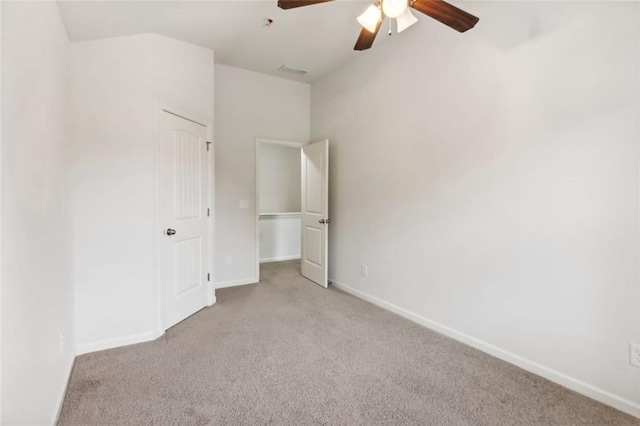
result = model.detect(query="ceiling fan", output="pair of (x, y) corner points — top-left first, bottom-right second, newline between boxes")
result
(277, 0), (479, 51)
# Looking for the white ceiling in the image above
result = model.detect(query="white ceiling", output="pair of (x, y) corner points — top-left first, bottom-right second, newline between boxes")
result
(57, 0), (397, 83)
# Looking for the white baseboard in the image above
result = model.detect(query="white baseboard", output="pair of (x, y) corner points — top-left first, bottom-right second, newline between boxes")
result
(260, 255), (301, 263)
(52, 353), (76, 424)
(215, 277), (258, 289)
(208, 283), (217, 306)
(76, 329), (164, 356)
(330, 279), (640, 419)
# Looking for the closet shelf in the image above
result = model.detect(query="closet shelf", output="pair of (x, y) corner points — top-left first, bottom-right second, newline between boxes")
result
(259, 212), (302, 218)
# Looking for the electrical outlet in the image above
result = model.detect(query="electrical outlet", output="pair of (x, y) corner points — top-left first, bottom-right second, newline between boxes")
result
(59, 331), (65, 355)
(361, 264), (368, 277)
(630, 343), (640, 368)
(239, 199), (249, 209)
(225, 256), (232, 266)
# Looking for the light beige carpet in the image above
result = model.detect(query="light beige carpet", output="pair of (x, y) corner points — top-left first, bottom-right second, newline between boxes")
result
(59, 260), (639, 425)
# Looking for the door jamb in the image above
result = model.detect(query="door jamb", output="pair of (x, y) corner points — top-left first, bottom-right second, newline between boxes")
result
(255, 138), (307, 282)
(157, 103), (215, 333)
(0, 2), (4, 419)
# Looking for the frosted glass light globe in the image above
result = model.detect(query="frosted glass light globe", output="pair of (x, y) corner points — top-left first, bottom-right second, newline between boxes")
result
(357, 5), (382, 33)
(382, 0), (408, 19)
(396, 8), (418, 33)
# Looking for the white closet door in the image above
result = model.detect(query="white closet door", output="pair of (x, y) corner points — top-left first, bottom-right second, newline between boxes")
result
(301, 140), (329, 288)
(160, 111), (210, 329)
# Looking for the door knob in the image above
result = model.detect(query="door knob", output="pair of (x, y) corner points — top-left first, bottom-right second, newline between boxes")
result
(166, 228), (176, 236)
(318, 219), (330, 224)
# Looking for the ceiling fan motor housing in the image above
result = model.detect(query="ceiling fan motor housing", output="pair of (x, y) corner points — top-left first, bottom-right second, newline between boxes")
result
(382, 0), (408, 18)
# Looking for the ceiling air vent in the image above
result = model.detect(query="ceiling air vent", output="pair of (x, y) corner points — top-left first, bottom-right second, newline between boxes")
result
(278, 65), (308, 77)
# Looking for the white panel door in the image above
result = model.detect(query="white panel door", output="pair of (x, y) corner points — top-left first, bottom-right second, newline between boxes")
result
(301, 140), (329, 287)
(160, 111), (210, 330)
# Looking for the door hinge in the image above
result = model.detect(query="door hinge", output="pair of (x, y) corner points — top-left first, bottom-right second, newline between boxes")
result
(207, 208), (210, 217)
(207, 273), (211, 282)
(206, 141), (212, 152)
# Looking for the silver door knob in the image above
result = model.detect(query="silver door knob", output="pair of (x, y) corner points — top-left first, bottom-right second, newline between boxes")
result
(166, 228), (176, 236)
(318, 219), (330, 224)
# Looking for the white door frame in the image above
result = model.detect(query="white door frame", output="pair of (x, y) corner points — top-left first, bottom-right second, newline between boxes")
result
(255, 138), (307, 281)
(0, 2), (3, 419)
(157, 104), (215, 333)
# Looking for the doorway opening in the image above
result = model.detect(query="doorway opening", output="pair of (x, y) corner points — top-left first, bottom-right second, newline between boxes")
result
(256, 138), (304, 281)
(255, 138), (329, 287)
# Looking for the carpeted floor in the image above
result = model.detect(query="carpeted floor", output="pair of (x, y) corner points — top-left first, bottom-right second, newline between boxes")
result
(59, 260), (639, 425)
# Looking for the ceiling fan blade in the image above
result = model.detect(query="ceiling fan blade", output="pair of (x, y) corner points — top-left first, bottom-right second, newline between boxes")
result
(354, 17), (384, 51)
(410, 0), (479, 32)
(277, 0), (334, 10)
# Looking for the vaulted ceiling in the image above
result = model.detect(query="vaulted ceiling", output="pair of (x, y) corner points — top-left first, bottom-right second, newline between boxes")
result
(57, 0), (394, 83)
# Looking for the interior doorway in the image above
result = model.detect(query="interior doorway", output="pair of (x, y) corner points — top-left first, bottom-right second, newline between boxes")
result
(255, 138), (330, 288)
(255, 138), (305, 282)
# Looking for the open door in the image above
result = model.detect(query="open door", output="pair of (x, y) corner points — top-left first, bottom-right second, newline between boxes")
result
(301, 140), (329, 287)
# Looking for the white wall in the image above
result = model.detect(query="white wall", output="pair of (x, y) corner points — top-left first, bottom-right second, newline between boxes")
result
(70, 34), (214, 353)
(312, 1), (640, 416)
(259, 143), (301, 213)
(1, 2), (75, 423)
(215, 65), (309, 285)
(259, 215), (301, 263)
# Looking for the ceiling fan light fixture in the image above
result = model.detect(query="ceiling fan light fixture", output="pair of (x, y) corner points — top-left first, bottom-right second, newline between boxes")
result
(396, 8), (418, 33)
(381, 0), (407, 19)
(357, 4), (382, 33)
